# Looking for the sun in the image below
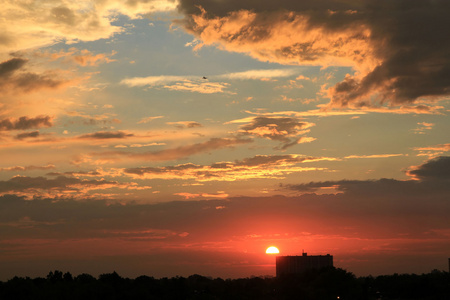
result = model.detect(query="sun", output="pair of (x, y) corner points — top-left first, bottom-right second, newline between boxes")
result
(265, 246), (280, 254)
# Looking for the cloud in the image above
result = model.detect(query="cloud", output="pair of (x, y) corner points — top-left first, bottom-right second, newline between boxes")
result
(123, 154), (334, 181)
(0, 116), (53, 131)
(14, 131), (41, 140)
(0, 165), (56, 172)
(164, 81), (231, 94)
(174, 192), (229, 200)
(36, 48), (117, 66)
(121, 69), (299, 87)
(233, 116), (315, 150)
(413, 143), (450, 157)
(166, 121), (203, 129)
(121, 75), (191, 87)
(138, 116), (164, 124)
(47, 170), (102, 177)
(73, 49), (117, 66)
(216, 68), (298, 80)
(284, 157), (450, 195)
(0, 1), (178, 54)
(413, 122), (434, 135)
(99, 137), (253, 161)
(78, 131), (134, 140)
(121, 76), (231, 94)
(0, 58), (67, 93)
(407, 156), (450, 181)
(0, 175), (134, 199)
(177, 0), (450, 107)
(344, 154), (403, 159)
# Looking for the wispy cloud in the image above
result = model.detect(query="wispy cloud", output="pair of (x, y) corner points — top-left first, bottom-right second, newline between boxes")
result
(97, 137), (253, 162)
(121, 76), (193, 87)
(121, 76), (231, 94)
(344, 154), (404, 159)
(216, 68), (299, 80)
(167, 121), (203, 129)
(0, 165), (56, 172)
(413, 122), (434, 134)
(164, 81), (231, 94)
(138, 116), (164, 124)
(123, 154), (334, 181)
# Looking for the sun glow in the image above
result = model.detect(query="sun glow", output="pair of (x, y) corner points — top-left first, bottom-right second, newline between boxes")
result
(265, 246), (280, 254)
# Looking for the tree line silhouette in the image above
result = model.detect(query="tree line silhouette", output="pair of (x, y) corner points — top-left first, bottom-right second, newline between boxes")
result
(0, 267), (448, 299)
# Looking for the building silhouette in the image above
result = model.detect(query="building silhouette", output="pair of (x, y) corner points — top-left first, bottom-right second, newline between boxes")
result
(276, 252), (333, 277)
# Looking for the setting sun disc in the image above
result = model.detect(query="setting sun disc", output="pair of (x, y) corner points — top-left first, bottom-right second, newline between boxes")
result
(265, 246), (280, 254)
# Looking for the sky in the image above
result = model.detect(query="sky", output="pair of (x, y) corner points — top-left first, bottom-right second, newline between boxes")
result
(0, 0), (449, 280)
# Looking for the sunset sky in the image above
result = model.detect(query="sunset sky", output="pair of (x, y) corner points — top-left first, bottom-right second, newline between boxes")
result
(1, 0), (449, 280)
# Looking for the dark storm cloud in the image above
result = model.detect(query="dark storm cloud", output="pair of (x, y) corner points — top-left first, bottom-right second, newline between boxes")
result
(407, 156), (450, 181)
(177, 0), (450, 107)
(0, 58), (66, 92)
(78, 131), (134, 139)
(0, 116), (53, 131)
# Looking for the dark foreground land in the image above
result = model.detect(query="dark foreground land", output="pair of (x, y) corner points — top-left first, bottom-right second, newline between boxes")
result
(0, 268), (448, 300)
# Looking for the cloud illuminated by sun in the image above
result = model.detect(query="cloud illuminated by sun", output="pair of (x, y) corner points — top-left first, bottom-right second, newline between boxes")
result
(265, 246), (280, 254)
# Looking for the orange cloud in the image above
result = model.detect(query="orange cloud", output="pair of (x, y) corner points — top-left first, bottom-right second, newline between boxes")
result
(0, 164), (56, 172)
(232, 116), (315, 150)
(413, 143), (450, 158)
(0, 1), (177, 54)
(413, 122), (434, 135)
(174, 192), (229, 200)
(344, 154), (404, 159)
(123, 154), (334, 181)
(167, 121), (203, 129)
(73, 49), (117, 66)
